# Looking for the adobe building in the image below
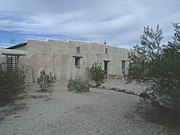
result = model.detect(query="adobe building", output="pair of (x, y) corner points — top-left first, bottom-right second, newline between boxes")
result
(6, 39), (129, 83)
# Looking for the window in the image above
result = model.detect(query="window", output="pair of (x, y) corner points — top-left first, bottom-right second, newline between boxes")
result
(77, 47), (80, 53)
(73, 56), (83, 68)
(5, 54), (19, 71)
(75, 57), (81, 68)
(105, 48), (108, 54)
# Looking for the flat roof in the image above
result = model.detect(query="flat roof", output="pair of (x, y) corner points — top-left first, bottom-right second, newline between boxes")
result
(0, 47), (27, 55)
(7, 43), (27, 49)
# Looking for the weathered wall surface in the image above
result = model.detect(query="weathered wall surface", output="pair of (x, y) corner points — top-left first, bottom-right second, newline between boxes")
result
(0, 48), (4, 64)
(16, 39), (129, 83)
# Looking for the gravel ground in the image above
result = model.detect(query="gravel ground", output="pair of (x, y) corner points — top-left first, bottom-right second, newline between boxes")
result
(0, 80), (178, 135)
(102, 79), (146, 95)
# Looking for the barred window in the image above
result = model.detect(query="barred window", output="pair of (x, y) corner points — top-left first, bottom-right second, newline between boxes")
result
(5, 54), (19, 71)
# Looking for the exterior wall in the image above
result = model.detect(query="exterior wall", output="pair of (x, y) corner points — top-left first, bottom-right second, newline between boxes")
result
(14, 39), (129, 83)
(0, 48), (5, 64)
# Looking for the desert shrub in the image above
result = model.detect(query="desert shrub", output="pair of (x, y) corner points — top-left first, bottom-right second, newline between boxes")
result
(86, 62), (105, 87)
(37, 70), (56, 94)
(0, 64), (26, 102)
(67, 79), (90, 93)
(128, 23), (180, 119)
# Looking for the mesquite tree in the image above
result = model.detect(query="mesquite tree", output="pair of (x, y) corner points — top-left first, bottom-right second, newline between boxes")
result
(128, 23), (180, 113)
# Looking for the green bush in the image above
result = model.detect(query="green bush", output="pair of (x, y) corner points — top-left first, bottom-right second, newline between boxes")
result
(128, 23), (180, 111)
(37, 70), (56, 94)
(67, 79), (90, 93)
(0, 64), (26, 102)
(86, 62), (105, 87)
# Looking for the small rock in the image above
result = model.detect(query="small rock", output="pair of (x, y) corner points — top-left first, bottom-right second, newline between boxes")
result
(111, 87), (117, 91)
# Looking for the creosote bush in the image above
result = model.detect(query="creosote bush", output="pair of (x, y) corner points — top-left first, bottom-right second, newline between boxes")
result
(67, 79), (90, 93)
(37, 70), (56, 95)
(0, 64), (26, 103)
(86, 62), (105, 87)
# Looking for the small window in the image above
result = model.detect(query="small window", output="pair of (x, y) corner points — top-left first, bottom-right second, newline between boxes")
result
(5, 54), (19, 71)
(105, 48), (108, 54)
(75, 57), (81, 68)
(77, 47), (80, 53)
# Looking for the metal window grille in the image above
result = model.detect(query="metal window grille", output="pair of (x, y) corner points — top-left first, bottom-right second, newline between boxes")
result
(5, 54), (19, 71)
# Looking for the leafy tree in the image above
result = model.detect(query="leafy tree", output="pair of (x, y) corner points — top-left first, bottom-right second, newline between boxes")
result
(128, 23), (180, 113)
(128, 25), (163, 82)
(160, 23), (180, 108)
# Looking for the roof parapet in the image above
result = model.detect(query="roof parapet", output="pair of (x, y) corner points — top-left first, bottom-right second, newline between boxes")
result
(0, 48), (27, 55)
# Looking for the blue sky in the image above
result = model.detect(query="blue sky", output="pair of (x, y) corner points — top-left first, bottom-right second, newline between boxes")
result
(0, 0), (179, 48)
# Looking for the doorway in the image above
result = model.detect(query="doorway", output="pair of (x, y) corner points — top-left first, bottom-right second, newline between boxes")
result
(122, 60), (125, 77)
(104, 60), (110, 77)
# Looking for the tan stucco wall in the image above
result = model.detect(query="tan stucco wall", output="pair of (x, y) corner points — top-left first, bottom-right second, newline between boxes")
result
(0, 48), (4, 64)
(16, 39), (129, 83)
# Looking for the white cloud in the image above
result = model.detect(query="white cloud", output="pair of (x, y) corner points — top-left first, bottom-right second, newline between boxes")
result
(0, 0), (179, 48)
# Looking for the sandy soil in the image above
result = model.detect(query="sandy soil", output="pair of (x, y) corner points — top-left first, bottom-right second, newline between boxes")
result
(0, 80), (178, 135)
